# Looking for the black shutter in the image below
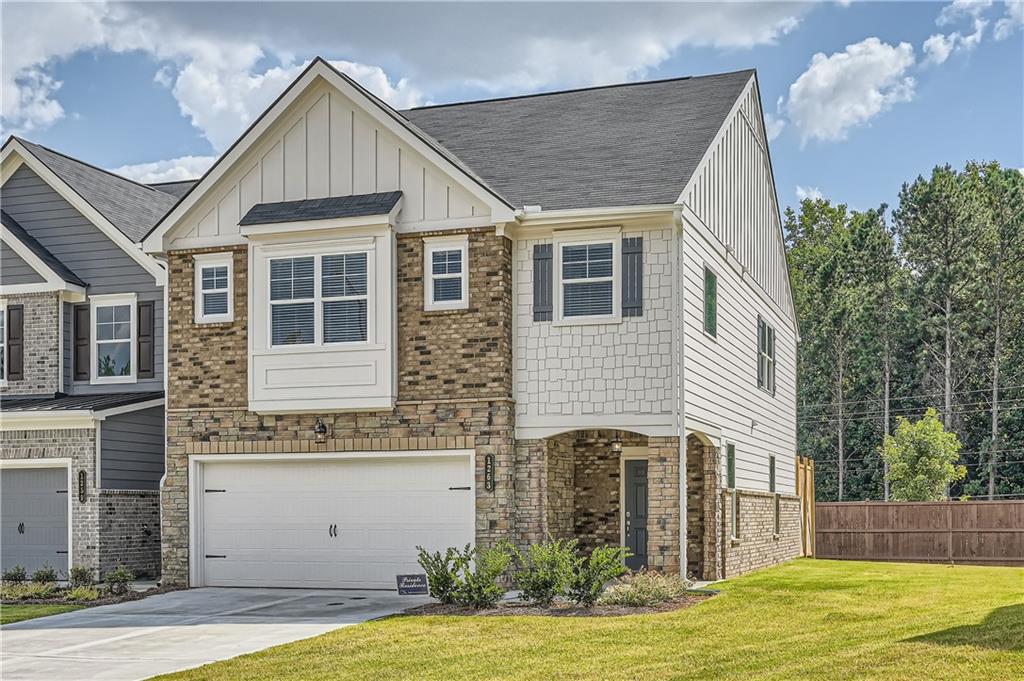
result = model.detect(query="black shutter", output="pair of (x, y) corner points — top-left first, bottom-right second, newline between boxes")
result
(533, 244), (553, 321)
(622, 237), (643, 317)
(6, 305), (24, 381)
(137, 301), (155, 379)
(74, 305), (90, 381)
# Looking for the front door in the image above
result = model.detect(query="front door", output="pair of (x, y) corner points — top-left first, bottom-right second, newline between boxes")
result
(624, 459), (648, 570)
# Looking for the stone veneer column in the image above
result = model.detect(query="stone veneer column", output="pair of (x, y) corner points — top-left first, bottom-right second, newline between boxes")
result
(646, 436), (681, 573)
(703, 442), (723, 581)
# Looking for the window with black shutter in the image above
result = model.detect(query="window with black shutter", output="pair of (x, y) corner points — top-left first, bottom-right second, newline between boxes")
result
(532, 243), (553, 321)
(621, 237), (643, 317)
(137, 301), (155, 379)
(6, 305), (23, 381)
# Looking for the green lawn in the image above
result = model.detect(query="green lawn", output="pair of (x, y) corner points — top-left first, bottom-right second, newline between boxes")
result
(155, 559), (1023, 680)
(1, 603), (83, 625)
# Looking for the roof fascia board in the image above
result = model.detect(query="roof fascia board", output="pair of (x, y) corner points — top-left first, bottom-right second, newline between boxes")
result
(0, 225), (86, 295)
(1, 141), (167, 286)
(92, 398), (165, 420)
(145, 59), (513, 253)
(0, 153), (24, 185)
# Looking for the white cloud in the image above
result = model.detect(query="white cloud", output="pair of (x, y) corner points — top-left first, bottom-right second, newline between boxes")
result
(796, 185), (824, 201)
(995, 1), (1024, 39)
(923, 33), (958, 66)
(764, 112), (786, 141)
(110, 155), (216, 183)
(785, 37), (916, 145)
(937, 0), (994, 26)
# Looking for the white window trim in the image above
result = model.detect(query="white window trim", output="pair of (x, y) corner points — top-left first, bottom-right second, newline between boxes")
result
(265, 240), (375, 351)
(423, 235), (469, 311)
(89, 293), (137, 385)
(758, 317), (777, 396)
(553, 227), (622, 326)
(194, 253), (234, 324)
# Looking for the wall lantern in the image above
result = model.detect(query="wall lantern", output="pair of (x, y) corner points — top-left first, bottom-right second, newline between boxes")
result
(611, 435), (623, 454)
(314, 417), (328, 444)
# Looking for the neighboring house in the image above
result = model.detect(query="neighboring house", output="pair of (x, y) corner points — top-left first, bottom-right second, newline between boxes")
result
(0, 138), (176, 579)
(141, 57), (800, 589)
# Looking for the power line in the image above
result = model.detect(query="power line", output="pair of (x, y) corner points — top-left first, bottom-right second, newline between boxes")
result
(799, 396), (1024, 422)
(799, 402), (1024, 426)
(798, 383), (1024, 411)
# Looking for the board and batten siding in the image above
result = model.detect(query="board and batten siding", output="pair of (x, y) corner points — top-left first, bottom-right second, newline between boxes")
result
(1, 165), (164, 395)
(0, 240), (45, 284)
(99, 406), (165, 490)
(170, 80), (488, 248)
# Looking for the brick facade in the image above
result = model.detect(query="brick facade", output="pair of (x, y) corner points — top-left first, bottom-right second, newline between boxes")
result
(722, 490), (802, 578)
(1, 292), (60, 396)
(98, 490), (162, 579)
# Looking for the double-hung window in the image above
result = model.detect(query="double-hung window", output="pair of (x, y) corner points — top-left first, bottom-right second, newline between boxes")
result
(424, 236), (468, 310)
(757, 317), (776, 395)
(194, 254), (233, 324)
(269, 252), (369, 347)
(91, 294), (136, 384)
(560, 241), (615, 320)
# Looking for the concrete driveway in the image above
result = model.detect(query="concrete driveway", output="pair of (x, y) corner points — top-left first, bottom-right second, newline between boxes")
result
(1, 587), (430, 681)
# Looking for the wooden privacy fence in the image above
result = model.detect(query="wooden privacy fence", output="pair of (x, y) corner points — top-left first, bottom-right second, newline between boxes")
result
(815, 500), (1024, 567)
(796, 456), (816, 557)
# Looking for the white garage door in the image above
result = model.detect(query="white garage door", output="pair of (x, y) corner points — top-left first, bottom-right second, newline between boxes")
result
(198, 454), (474, 589)
(1, 467), (69, 575)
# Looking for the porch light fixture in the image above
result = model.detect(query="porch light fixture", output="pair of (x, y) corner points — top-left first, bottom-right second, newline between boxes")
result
(314, 417), (328, 444)
(611, 436), (623, 454)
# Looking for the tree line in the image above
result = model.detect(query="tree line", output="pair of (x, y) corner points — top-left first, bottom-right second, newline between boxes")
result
(784, 161), (1024, 501)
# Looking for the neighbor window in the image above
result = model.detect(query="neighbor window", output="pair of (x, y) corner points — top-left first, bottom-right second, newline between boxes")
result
(727, 444), (740, 539)
(194, 254), (233, 324)
(560, 241), (614, 319)
(269, 253), (369, 347)
(757, 317), (776, 395)
(423, 236), (468, 311)
(703, 266), (717, 337)
(91, 294), (136, 384)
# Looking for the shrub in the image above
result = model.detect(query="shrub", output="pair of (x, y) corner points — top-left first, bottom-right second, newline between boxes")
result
(454, 545), (511, 609)
(103, 565), (135, 596)
(2, 582), (58, 600)
(511, 538), (575, 606)
(69, 565), (94, 589)
(65, 586), (101, 602)
(31, 564), (58, 584)
(2, 565), (27, 584)
(598, 571), (691, 607)
(566, 546), (630, 607)
(416, 545), (470, 605)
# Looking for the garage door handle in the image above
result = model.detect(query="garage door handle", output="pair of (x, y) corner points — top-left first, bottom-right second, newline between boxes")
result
(205, 554), (227, 559)
(449, 486), (471, 490)
(56, 550), (68, 555)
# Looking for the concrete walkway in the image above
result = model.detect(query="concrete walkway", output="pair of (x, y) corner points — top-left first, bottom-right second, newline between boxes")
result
(1, 587), (430, 681)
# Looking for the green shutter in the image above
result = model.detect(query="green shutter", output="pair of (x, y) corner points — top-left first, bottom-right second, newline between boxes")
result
(727, 444), (736, 488)
(703, 267), (717, 337)
(756, 319), (765, 388)
(769, 456), (776, 493)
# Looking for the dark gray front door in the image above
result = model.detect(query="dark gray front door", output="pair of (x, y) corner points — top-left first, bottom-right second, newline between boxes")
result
(624, 459), (648, 570)
(1, 467), (69, 575)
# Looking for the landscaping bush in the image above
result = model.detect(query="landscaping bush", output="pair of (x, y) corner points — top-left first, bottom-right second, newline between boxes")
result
(65, 586), (101, 602)
(103, 565), (135, 595)
(416, 545), (470, 605)
(2, 565), (27, 584)
(2, 582), (58, 600)
(511, 538), (575, 606)
(566, 546), (630, 607)
(31, 564), (58, 584)
(69, 565), (94, 589)
(454, 545), (511, 609)
(598, 571), (691, 607)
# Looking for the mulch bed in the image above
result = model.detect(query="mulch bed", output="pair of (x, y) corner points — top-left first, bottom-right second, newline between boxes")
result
(2, 584), (178, 608)
(404, 592), (712, 617)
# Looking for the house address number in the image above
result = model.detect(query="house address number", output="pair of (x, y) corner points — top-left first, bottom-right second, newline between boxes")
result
(485, 454), (495, 492)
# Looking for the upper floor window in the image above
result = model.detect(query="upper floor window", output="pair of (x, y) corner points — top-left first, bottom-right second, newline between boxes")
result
(703, 266), (718, 338)
(269, 252), (368, 347)
(194, 253), (233, 324)
(424, 235), (468, 311)
(91, 293), (136, 384)
(757, 317), (776, 395)
(558, 239), (616, 321)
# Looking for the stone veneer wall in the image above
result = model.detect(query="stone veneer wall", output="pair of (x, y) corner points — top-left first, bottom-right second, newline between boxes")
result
(98, 490), (161, 579)
(646, 436), (681, 573)
(722, 490), (802, 578)
(687, 435), (722, 581)
(572, 431), (646, 552)
(0, 292), (60, 396)
(1, 428), (99, 574)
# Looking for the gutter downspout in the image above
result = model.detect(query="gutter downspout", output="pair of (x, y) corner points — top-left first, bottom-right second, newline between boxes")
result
(673, 208), (687, 578)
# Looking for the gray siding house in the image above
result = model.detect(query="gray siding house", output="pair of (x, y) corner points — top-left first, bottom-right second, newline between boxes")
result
(0, 137), (182, 579)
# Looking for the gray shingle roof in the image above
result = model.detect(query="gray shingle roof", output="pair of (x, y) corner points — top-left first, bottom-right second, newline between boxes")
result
(403, 70), (753, 210)
(16, 139), (178, 243)
(149, 180), (198, 200)
(240, 191), (403, 226)
(0, 391), (163, 412)
(1, 210), (87, 287)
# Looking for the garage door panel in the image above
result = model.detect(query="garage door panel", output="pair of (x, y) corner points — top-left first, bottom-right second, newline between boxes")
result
(199, 455), (474, 589)
(1, 468), (69, 575)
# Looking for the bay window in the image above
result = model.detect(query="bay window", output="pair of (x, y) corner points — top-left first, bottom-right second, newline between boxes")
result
(268, 252), (369, 347)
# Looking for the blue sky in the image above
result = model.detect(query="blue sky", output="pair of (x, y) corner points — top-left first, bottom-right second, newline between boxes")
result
(2, 1), (1021, 216)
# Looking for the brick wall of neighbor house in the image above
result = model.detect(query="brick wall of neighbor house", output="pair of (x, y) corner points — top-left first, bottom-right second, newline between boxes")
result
(98, 490), (161, 579)
(1, 292), (60, 396)
(1, 428), (100, 574)
(722, 490), (801, 578)
(161, 228), (516, 586)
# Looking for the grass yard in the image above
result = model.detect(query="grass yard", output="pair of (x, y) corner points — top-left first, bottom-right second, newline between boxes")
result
(155, 559), (1023, 680)
(1, 603), (83, 625)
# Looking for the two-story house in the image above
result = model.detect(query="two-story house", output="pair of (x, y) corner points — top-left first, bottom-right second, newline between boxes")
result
(142, 58), (800, 588)
(0, 138), (175, 579)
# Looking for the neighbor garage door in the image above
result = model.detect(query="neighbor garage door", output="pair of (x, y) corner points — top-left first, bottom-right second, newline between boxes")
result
(198, 454), (475, 589)
(1, 467), (69, 575)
